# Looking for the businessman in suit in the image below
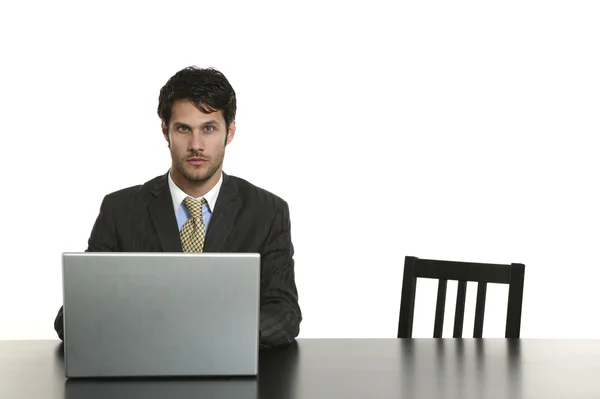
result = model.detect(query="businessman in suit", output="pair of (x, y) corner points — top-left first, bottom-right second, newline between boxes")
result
(53, 66), (301, 348)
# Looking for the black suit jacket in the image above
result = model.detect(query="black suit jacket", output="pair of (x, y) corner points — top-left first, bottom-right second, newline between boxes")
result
(54, 172), (302, 348)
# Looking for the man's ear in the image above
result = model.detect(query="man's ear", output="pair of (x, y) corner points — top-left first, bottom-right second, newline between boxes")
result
(226, 121), (236, 145)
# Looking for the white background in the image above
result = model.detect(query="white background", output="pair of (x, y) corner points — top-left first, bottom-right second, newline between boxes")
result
(1, 1), (599, 340)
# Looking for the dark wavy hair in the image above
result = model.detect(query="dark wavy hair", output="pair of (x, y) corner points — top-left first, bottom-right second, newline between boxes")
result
(157, 66), (237, 131)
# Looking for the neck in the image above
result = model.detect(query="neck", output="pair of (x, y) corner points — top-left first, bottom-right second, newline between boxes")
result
(170, 167), (222, 198)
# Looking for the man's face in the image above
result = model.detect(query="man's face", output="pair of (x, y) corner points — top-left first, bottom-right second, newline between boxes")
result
(162, 99), (235, 185)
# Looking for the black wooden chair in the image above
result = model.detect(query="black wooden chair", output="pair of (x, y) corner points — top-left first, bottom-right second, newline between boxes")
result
(397, 256), (525, 338)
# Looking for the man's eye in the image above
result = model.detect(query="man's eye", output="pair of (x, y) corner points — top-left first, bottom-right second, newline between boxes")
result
(178, 126), (190, 132)
(205, 125), (215, 133)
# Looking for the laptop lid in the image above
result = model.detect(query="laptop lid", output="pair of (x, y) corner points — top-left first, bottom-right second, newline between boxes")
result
(61, 252), (260, 378)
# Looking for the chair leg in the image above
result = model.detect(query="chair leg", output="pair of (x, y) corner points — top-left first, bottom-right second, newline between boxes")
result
(398, 256), (418, 338)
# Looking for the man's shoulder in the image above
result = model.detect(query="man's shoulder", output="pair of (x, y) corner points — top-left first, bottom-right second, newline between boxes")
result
(102, 174), (167, 203)
(226, 174), (288, 210)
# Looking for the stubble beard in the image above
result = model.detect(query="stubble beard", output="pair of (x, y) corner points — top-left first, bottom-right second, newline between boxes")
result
(174, 150), (225, 184)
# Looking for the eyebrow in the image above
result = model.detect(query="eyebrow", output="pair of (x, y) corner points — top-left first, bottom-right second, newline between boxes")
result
(173, 120), (222, 130)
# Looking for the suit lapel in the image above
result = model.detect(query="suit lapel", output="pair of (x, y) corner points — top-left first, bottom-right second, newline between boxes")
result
(204, 173), (241, 252)
(149, 173), (183, 252)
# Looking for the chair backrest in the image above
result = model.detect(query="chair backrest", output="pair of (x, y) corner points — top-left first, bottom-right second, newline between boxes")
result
(397, 256), (525, 338)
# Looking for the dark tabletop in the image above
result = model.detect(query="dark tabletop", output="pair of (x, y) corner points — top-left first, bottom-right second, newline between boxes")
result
(2, 338), (600, 399)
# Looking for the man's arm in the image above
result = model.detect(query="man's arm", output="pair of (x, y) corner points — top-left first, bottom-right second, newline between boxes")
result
(259, 201), (302, 349)
(54, 195), (118, 340)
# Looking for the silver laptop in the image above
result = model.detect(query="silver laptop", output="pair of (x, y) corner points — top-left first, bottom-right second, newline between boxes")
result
(61, 252), (261, 378)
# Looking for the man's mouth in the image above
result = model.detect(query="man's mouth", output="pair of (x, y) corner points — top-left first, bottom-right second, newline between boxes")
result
(187, 157), (207, 166)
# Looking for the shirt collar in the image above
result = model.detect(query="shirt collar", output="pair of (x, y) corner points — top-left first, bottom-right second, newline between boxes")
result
(167, 169), (223, 214)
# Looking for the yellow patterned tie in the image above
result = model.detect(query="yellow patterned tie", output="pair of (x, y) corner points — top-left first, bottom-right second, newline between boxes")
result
(180, 196), (208, 252)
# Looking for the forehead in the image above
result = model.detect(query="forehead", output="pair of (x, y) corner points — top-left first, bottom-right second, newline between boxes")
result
(170, 99), (225, 125)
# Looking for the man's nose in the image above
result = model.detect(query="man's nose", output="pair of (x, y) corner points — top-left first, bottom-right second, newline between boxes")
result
(189, 132), (204, 152)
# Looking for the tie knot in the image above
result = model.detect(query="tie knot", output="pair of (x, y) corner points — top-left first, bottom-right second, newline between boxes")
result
(183, 196), (207, 219)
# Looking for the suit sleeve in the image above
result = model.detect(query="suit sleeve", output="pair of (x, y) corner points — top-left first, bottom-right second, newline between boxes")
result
(259, 201), (302, 349)
(54, 195), (118, 340)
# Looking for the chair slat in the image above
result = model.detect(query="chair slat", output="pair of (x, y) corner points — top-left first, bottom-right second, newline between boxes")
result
(453, 281), (467, 338)
(473, 282), (487, 338)
(433, 279), (447, 338)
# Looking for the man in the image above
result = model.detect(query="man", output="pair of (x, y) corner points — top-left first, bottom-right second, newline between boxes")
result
(53, 66), (301, 348)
